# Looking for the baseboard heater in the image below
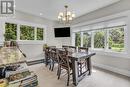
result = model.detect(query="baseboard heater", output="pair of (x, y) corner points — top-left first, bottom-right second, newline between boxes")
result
(27, 59), (45, 66)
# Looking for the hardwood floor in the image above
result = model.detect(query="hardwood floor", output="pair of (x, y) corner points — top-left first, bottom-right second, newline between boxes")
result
(28, 64), (130, 87)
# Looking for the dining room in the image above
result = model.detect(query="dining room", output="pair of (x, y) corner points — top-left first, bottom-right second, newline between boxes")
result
(0, 0), (130, 87)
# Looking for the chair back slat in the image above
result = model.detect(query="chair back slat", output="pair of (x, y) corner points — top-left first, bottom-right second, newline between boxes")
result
(78, 47), (88, 53)
(58, 50), (70, 69)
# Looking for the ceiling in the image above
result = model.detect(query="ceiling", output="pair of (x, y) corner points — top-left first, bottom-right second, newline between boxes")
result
(16, 0), (120, 20)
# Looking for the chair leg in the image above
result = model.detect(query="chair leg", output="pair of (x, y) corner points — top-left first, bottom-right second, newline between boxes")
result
(51, 60), (54, 71)
(57, 64), (60, 76)
(67, 70), (70, 86)
(58, 66), (61, 80)
(49, 59), (52, 70)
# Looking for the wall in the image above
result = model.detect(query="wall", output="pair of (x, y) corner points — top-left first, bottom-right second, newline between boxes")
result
(52, 22), (72, 47)
(0, 11), (59, 61)
(71, 0), (130, 76)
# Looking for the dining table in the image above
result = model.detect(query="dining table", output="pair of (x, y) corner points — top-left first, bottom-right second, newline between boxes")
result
(44, 47), (96, 86)
(68, 51), (96, 86)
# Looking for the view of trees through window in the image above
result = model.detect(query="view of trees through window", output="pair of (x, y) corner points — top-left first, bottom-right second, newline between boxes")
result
(109, 27), (124, 52)
(94, 30), (105, 48)
(4, 23), (45, 41)
(74, 26), (125, 52)
(37, 28), (44, 40)
(20, 25), (35, 40)
(75, 32), (81, 47)
(83, 32), (91, 47)
(4, 23), (17, 41)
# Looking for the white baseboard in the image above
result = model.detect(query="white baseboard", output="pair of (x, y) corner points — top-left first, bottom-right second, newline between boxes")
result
(93, 63), (130, 77)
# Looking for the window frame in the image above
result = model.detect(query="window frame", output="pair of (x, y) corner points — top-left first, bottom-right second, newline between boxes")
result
(73, 25), (126, 54)
(3, 19), (46, 43)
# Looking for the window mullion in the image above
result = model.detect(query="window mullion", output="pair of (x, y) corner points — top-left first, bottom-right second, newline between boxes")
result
(35, 27), (37, 40)
(104, 30), (108, 50)
(91, 31), (94, 49)
(17, 24), (20, 40)
(81, 32), (83, 47)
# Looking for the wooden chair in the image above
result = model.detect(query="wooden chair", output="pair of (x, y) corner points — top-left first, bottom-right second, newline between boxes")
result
(68, 46), (76, 53)
(57, 50), (72, 86)
(49, 48), (58, 71)
(78, 47), (89, 76)
(44, 47), (51, 67)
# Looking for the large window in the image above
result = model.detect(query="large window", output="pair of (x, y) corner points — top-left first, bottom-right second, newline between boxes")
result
(74, 25), (125, 52)
(37, 28), (44, 40)
(4, 23), (17, 41)
(20, 25), (35, 40)
(83, 32), (91, 47)
(4, 22), (45, 41)
(94, 30), (105, 49)
(108, 27), (124, 52)
(75, 32), (81, 47)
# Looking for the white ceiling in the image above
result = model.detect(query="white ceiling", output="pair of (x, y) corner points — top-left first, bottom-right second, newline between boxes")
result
(16, 0), (120, 20)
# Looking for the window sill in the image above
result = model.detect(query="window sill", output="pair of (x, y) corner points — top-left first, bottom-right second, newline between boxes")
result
(90, 49), (130, 59)
(17, 40), (46, 45)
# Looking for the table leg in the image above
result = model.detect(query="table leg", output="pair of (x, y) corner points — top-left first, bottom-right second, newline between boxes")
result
(87, 57), (92, 75)
(72, 59), (78, 86)
(45, 56), (48, 66)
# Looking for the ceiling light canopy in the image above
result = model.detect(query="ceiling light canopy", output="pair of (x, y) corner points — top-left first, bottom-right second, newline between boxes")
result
(58, 5), (75, 24)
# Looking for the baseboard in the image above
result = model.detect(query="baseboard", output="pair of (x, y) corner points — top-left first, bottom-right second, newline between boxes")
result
(93, 62), (130, 77)
(27, 59), (45, 66)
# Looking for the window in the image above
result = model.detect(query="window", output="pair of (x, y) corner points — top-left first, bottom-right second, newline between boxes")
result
(108, 27), (124, 52)
(4, 22), (45, 41)
(73, 25), (125, 52)
(75, 32), (81, 47)
(83, 32), (91, 47)
(20, 25), (35, 40)
(37, 28), (44, 40)
(94, 30), (105, 49)
(4, 23), (17, 41)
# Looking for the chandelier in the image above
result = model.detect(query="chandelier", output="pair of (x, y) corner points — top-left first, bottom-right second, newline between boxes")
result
(58, 5), (75, 23)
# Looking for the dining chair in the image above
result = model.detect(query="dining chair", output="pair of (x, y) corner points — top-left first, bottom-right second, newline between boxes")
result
(69, 46), (76, 52)
(44, 47), (51, 67)
(57, 50), (72, 86)
(78, 47), (89, 76)
(49, 48), (58, 71)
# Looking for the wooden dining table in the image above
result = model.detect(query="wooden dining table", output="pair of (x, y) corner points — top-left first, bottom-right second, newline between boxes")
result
(44, 47), (96, 86)
(68, 52), (96, 86)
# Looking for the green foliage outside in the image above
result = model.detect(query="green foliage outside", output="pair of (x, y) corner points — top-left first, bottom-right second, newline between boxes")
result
(83, 32), (91, 47)
(94, 31), (105, 48)
(109, 27), (124, 52)
(37, 28), (44, 40)
(75, 32), (81, 47)
(4, 23), (17, 41)
(20, 25), (35, 40)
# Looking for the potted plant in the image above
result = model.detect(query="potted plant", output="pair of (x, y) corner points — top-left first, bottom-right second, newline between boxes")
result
(43, 44), (48, 51)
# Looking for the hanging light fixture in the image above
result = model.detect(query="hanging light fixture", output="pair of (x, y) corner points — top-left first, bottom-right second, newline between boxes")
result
(58, 5), (75, 24)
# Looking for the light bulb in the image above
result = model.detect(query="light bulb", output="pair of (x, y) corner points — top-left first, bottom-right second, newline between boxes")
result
(67, 11), (71, 16)
(58, 16), (61, 19)
(59, 12), (63, 16)
(72, 14), (75, 18)
(69, 17), (72, 20)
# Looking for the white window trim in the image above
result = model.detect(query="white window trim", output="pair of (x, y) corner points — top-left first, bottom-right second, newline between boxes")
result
(71, 10), (130, 59)
(1, 18), (46, 44)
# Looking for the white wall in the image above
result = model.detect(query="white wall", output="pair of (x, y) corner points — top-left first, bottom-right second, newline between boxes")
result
(52, 22), (72, 46)
(0, 11), (60, 61)
(71, 0), (130, 76)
